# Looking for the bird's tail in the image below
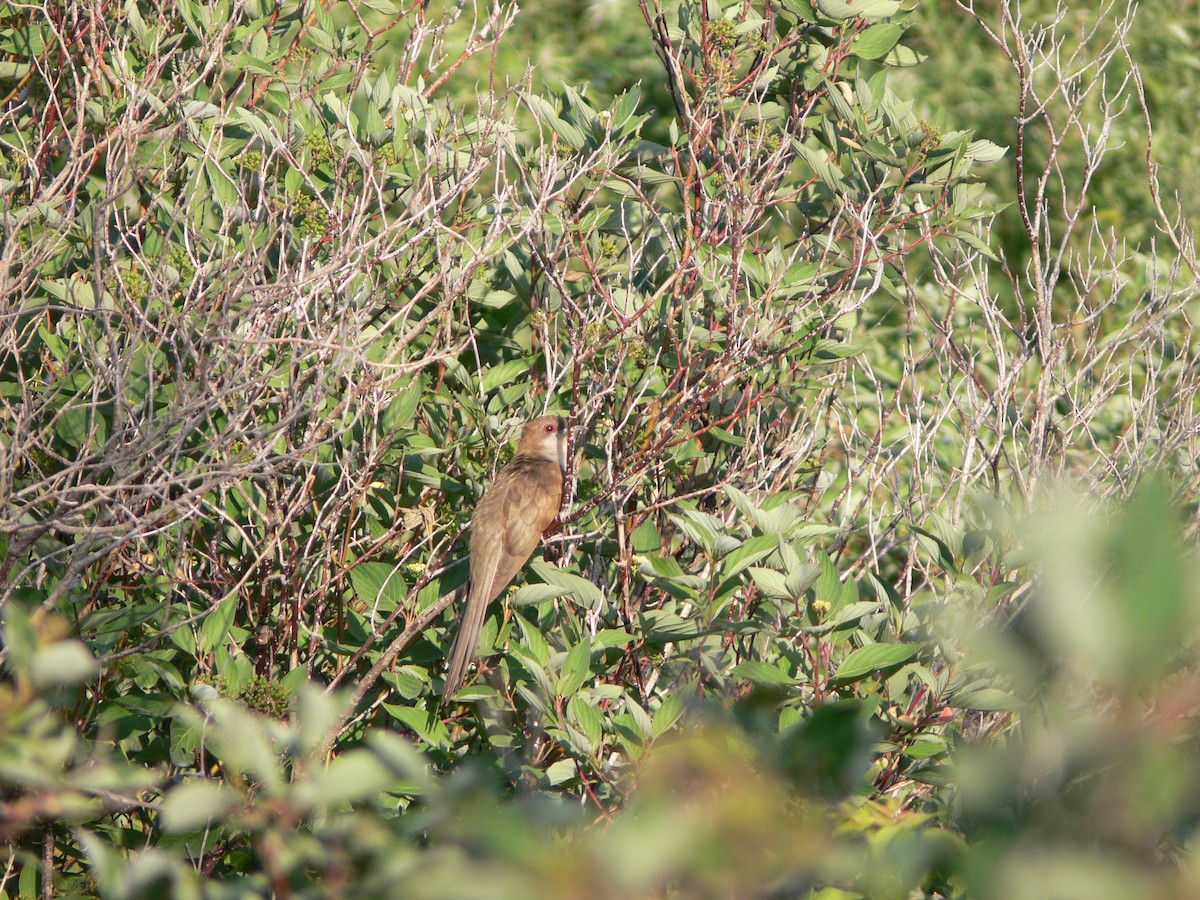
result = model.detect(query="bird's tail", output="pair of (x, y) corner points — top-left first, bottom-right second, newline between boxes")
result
(443, 586), (487, 698)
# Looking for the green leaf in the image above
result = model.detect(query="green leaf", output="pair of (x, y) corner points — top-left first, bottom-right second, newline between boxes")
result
(640, 609), (708, 642)
(749, 566), (792, 600)
(631, 518), (662, 553)
(205, 160), (239, 210)
(515, 613), (551, 664)
(882, 44), (923, 66)
(948, 688), (1022, 711)
(382, 379), (421, 430)
(650, 691), (687, 739)
(624, 698), (652, 739)
(299, 750), (397, 806)
(525, 93), (586, 150)
(384, 703), (451, 748)
(198, 594), (238, 654)
(594, 629), (635, 649)
(732, 659), (798, 686)
(911, 525), (958, 574)
(833, 643), (920, 682)
(30, 640), (98, 689)
(669, 509), (720, 554)
(816, 0), (900, 20)
(956, 230), (999, 262)
(530, 562), (605, 609)
(641, 553), (686, 579)
(557, 637), (592, 697)
(966, 139), (1008, 162)
(384, 667), (427, 701)
(480, 359), (526, 391)
(348, 561), (408, 612)
(193, 701), (283, 789)
(546, 758), (577, 785)
(568, 694), (604, 747)
(511, 583), (569, 606)
(780, 0), (818, 22)
(475, 288), (517, 309)
(816, 553), (848, 613)
(852, 23), (903, 59)
(513, 650), (554, 703)
(721, 534), (780, 580)
(285, 165), (302, 195)
(54, 403), (100, 452)
(792, 139), (844, 192)
(160, 780), (239, 833)
(787, 563), (821, 600)
(904, 738), (949, 759)
(827, 600), (882, 628)
(233, 107), (278, 145)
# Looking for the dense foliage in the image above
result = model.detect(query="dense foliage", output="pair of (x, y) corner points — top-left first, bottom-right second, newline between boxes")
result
(1, 0), (1198, 896)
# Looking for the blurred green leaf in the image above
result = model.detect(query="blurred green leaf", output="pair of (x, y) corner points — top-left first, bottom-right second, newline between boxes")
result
(30, 640), (97, 689)
(160, 779), (239, 833)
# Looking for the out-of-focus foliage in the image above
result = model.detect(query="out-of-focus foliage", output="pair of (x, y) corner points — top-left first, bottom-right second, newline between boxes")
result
(948, 484), (1200, 899)
(1, 0), (1198, 895)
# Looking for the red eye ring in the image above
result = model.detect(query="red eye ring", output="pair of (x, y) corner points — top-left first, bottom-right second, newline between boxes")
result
(544, 423), (556, 433)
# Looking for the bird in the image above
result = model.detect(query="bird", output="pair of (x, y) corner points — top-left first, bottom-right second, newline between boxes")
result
(443, 415), (569, 697)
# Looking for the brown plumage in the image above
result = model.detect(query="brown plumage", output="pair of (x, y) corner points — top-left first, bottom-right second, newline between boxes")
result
(443, 415), (568, 697)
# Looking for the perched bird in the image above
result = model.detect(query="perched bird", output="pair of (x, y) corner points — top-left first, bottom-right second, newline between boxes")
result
(443, 415), (568, 697)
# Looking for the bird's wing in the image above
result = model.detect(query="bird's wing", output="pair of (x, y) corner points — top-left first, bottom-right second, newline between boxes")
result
(476, 456), (562, 602)
(443, 456), (561, 696)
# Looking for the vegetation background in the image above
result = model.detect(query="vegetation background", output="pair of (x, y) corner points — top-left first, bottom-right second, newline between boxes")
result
(1, 0), (1198, 895)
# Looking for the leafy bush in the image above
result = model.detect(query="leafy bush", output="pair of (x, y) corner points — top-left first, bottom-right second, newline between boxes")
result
(1, 0), (1197, 895)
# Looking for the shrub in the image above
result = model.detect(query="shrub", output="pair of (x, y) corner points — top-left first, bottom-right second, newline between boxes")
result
(1, 0), (1196, 895)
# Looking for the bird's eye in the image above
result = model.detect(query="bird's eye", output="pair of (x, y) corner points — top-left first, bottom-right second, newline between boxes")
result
(544, 423), (556, 433)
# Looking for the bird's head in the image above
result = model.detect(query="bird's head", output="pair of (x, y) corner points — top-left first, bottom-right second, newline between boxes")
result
(518, 415), (569, 470)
